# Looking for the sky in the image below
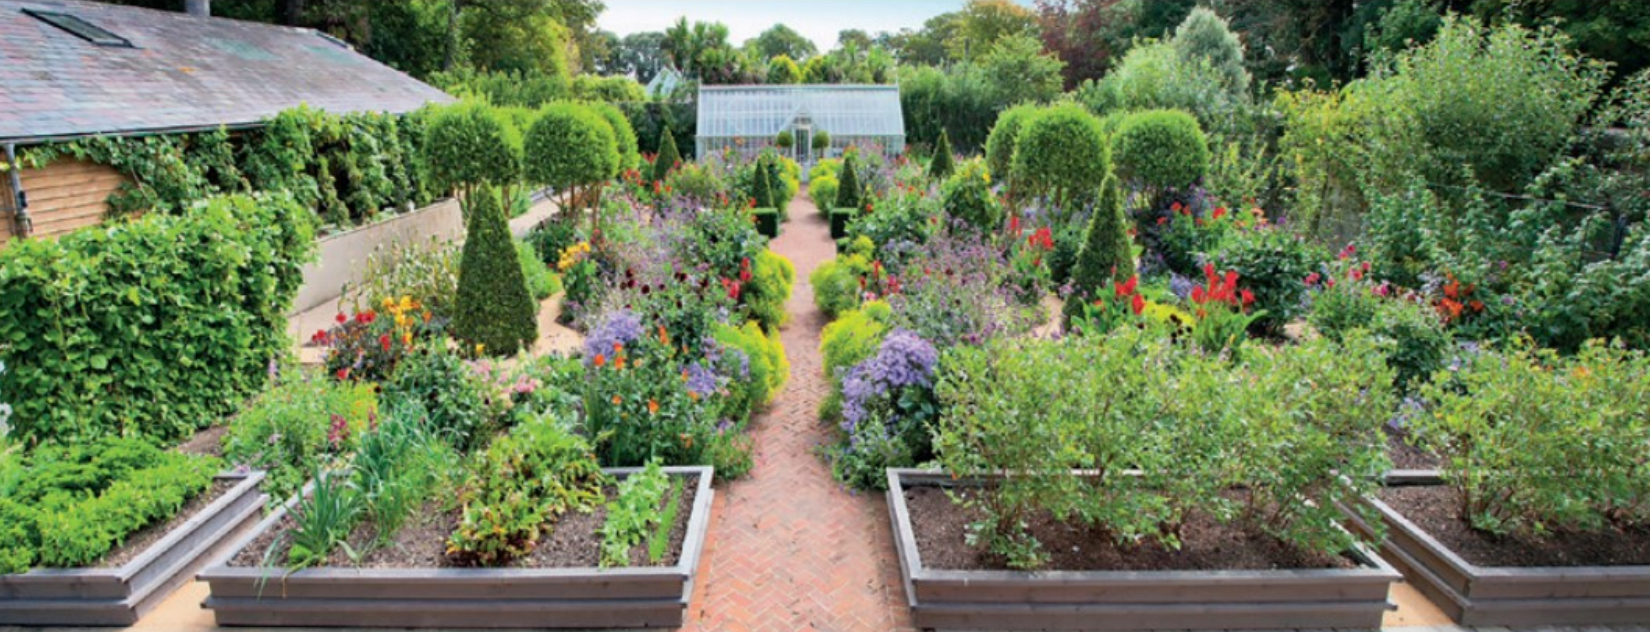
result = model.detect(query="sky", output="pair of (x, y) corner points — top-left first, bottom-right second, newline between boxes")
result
(597, 0), (969, 51)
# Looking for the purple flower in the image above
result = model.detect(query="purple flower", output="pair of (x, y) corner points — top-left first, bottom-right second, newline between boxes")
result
(684, 361), (720, 397)
(841, 329), (938, 427)
(583, 309), (644, 365)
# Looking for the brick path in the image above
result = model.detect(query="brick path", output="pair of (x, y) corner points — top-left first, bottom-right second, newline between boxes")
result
(685, 197), (916, 632)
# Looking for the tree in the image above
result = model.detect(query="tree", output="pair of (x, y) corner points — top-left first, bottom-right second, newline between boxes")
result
(1063, 173), (1133, 326)
(885, 12), (960, 65)
(614, 31), (668, 83)
(751, 24), (818, 61)
(460, 0), (574, 79)
(1112, 109), (1211, 194)
(1172, 7), (1251, 102)
(928, 130), (956, 180)
(589, 102), (640, 171)
(835, 154), (862, 210)
(1035, 0), (1122, 89)
(985, 103), (1038, 193)
(523, 103), (619, 232)
(751, 155), (776, 209)
(980, 33), (1066, 104)
(951, 0), (1039, 61)
(653, 125), (681, 182)
(421, 101), (522, 215)
(1011, 103), (1110, 212)
(767, 54), (804, 84)
(838, 29), (874, 52)
(453, 184), (538, 357)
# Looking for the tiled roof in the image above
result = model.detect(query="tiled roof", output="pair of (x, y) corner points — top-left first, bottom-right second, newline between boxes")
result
(0, 0), (454, 143)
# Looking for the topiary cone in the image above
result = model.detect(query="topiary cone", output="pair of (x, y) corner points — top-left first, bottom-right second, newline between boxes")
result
(653, 125), (681, 183)
(835, 153), (862, 210)
(453, 183), (539, 356)
(1063, 173), (1134, 327)
(928, 129), (955, 181)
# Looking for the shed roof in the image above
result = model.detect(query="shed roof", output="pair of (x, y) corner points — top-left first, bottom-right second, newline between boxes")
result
(0, 0), (453, 144)
(696, 85), (904, 140)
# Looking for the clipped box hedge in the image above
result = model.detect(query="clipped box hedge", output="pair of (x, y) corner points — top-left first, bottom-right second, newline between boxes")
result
(829, 208), (855, 240)
(0, 193), (315, 444)
(753, 208), (780, 238)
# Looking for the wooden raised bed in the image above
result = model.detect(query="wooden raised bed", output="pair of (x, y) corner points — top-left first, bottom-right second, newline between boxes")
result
(1344, 471), (1650, 626)
(888, 469), (1400, 631)
(0, 470), (267, 626)
(199, 465), (714, 629)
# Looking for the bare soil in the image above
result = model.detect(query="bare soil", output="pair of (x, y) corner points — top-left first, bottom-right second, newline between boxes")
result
(96, 479), (236, 568)
(176, 424), (229, 458)
(229, 474), (697, 570)
(1380, 484), (1650, 567)
(905, 485), (1355, 572)
(1385, 426), (1439, 470)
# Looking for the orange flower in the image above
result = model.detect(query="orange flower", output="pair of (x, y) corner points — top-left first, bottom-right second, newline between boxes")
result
(648, 399), (660, 415)
(679, 433), (693, 449)
(659, 325), (670, 346)
(616, 356), (627, 370)
(611, 395), (622, 405)
(594, 353), (607, 368)
(613, 342), (624, 355)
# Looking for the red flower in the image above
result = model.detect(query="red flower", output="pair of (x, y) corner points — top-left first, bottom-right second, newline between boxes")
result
(1157, 216), (1169, 226)
(1172, 201), (1184, 215)
(1212, 207), (1227, 220)
(1240, 289), (1255, 307)
(379, 333), (392, 352)
(335, 312), (346, 324)
(1305, 272), (1321, 286)
(1028, 227), (1054, 251)
(739, 257), (753, 282)
(1007, 214), (1020, 235)
(1191, 287), (1206, 303)
(336, 367), (351, 381)
(1131, 293), (1146, 315)
(1115, 275), (1138, 298)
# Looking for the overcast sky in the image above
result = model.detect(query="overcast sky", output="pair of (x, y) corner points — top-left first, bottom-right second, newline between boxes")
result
(597, 0), (970, 51)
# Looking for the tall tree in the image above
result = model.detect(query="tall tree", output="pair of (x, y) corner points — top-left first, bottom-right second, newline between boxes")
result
(750, 24), (818, 61)
(951, 0), (1039, 61)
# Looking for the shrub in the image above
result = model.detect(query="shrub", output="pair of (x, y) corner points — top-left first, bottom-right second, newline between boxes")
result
(753, 208), (780, 238)
(927, 129), (955, 180)
(0, 437), (221, 573)
(383, 343), (501, 452)
(743, 250), (794, 331)
(829, 208), (855, 240)
(1310, 273), (1450, 394)
(1212, 226), (1326, 335)
(453, 186), (538, 356)
(934, 329), (1394, 569)
(1413, 340), (1650, 538)
(811, 247), (874, 318)
(1171, 7), (1250, 101)
(819, 301), (893, 420)
(1010, 104), (1109, 212)
(589, 102), (640, 171)
(1112, 109), (1210, 194)
(845, 187), (940, 258)
(652, 125), (681, 182)
(0, 193), (313, 445)
(712, 321), (790, 419)
(223, 369), (378, 502)
(812, 129), (830, 152)
(1063, 174), (1134, 325)
(1076, 41), (1239, 135)
(829, 329), (940, 490)
(940, 159), (1001, 234)
(523, 103), (619, 214)
(809, 158), (842, 182)
(516, 240), (562, 301)
(421, 102), (522, 207)
(809, 175), (840, 211)
(344, 237), (460, 318)
(984, 104), (1037, 190)
(447, 414), (607, 566)
(834, 154), (862, 210)
(749, 158), (776, 209)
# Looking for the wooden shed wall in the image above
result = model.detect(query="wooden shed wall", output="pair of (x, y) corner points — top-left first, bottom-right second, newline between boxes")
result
(0, 159), (127, 247)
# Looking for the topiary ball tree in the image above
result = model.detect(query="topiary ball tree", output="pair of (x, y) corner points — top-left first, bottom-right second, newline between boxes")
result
(453, 184), (539, 357)
(928, 129), (956, 181)
(1011, 103), (1110, 215)
(1112, 108), (1210, 198)
(590, 102), (640, 172)
(776, 130), (795, 149)
(812, 129), (831, 153)
(985, 103), (1037, 189)
(834, 153), (862, 210)
(1063, 173), (1135, 327)
(653, 125), (681, 183)
(524, 102), (619, 233)
(421, 102), (522, 215)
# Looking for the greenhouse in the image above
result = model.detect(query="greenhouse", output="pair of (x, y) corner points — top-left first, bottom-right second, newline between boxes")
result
(695, 85), (904, 167)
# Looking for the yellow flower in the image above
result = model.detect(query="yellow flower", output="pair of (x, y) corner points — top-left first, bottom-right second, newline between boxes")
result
(475, 343), (485, 356)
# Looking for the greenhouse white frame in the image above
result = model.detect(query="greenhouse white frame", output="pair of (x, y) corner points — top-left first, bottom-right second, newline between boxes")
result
(695, 85), (905, 171)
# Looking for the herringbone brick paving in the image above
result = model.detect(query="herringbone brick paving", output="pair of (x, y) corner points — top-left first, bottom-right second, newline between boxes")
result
(684, 197), (917, 632)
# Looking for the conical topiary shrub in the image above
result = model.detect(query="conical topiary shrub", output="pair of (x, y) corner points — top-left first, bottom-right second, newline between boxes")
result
(928, 130), (955, 181)
(453, 184), (539, 356)
(751, 156), (775, 209)
(653, 126), (681, 182)
(835, 153), (862, 210)
(1063, 173), (1134, 326)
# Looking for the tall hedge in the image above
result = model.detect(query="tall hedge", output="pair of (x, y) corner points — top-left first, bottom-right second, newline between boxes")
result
(653, 125), (681, 182)
(1063, 174), (1134, 325)
(452, 185), (538, 357)
(0, 193), (315, 445)
(1011, 103), (1110, 211)
(1112, 109), (1210, 193)
(590, 102), (640, 172)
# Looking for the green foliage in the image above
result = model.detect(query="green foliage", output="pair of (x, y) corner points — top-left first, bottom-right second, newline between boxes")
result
(447, 414), (608, 567)
(979, 33), (1067, 105)
(421, 101), (523, 205)
(0, 437), (221, 573)
(345, 237), (461, 318)
(767, 54), (804, 84)
(775, 129), (795, 149)
(744, 250), (795, 330)
(933, 329), (1394, 569)
(653, 125), (682, 182)
(516, 240), (562, 301)
(350, 401), (457, 551)
(809, 176), (840, 211)
(523, 102), (620, 200)
(0, 193), (314, 445)
(927, 130), (956, 181)
(1010, 104), (1110, 211)
(453, 186), (538, 357)
(812, 129), (831, 152)
(599, 460), (671, 567)
(712, 321), (790, 419)
(286, 467), (362, 569)
(1414, 340), (1650, 538)
(1112, 109), (1210, 193)
(811, 248), (874, 318)
(1076, 41), (1240, 134)
(223, 370), (378, 503)
(1212, 227), (1326, 334)
(571, 75), (648, 103)
(1170, 7), (1251, 101)
(940, 159), (1001, 233)
(1064, 174), (1135, 325)
(835, 154), (863, 210)
(589, 102), (641, 172)
(750, 159), (776, 209)
(829, 208), (856, 240)
(1310, 282), (1451, 394)
(984, 104), (1036, 190)
(819, 301), (893, 420)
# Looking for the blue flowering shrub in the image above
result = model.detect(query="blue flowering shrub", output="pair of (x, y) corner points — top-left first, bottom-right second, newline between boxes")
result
(819, 300), (894, 421)
(828, 329), (940, 490)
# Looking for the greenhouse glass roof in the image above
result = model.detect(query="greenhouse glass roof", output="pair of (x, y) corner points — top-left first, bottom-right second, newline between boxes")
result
(696, 85), (904, 140)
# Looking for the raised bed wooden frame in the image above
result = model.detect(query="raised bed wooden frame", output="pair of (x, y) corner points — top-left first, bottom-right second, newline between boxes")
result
(198, 465), (714, 629)
(0, 470), (268, 626)
(888, 469), (1400, 631)
(1345, 470), (1650, 626)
